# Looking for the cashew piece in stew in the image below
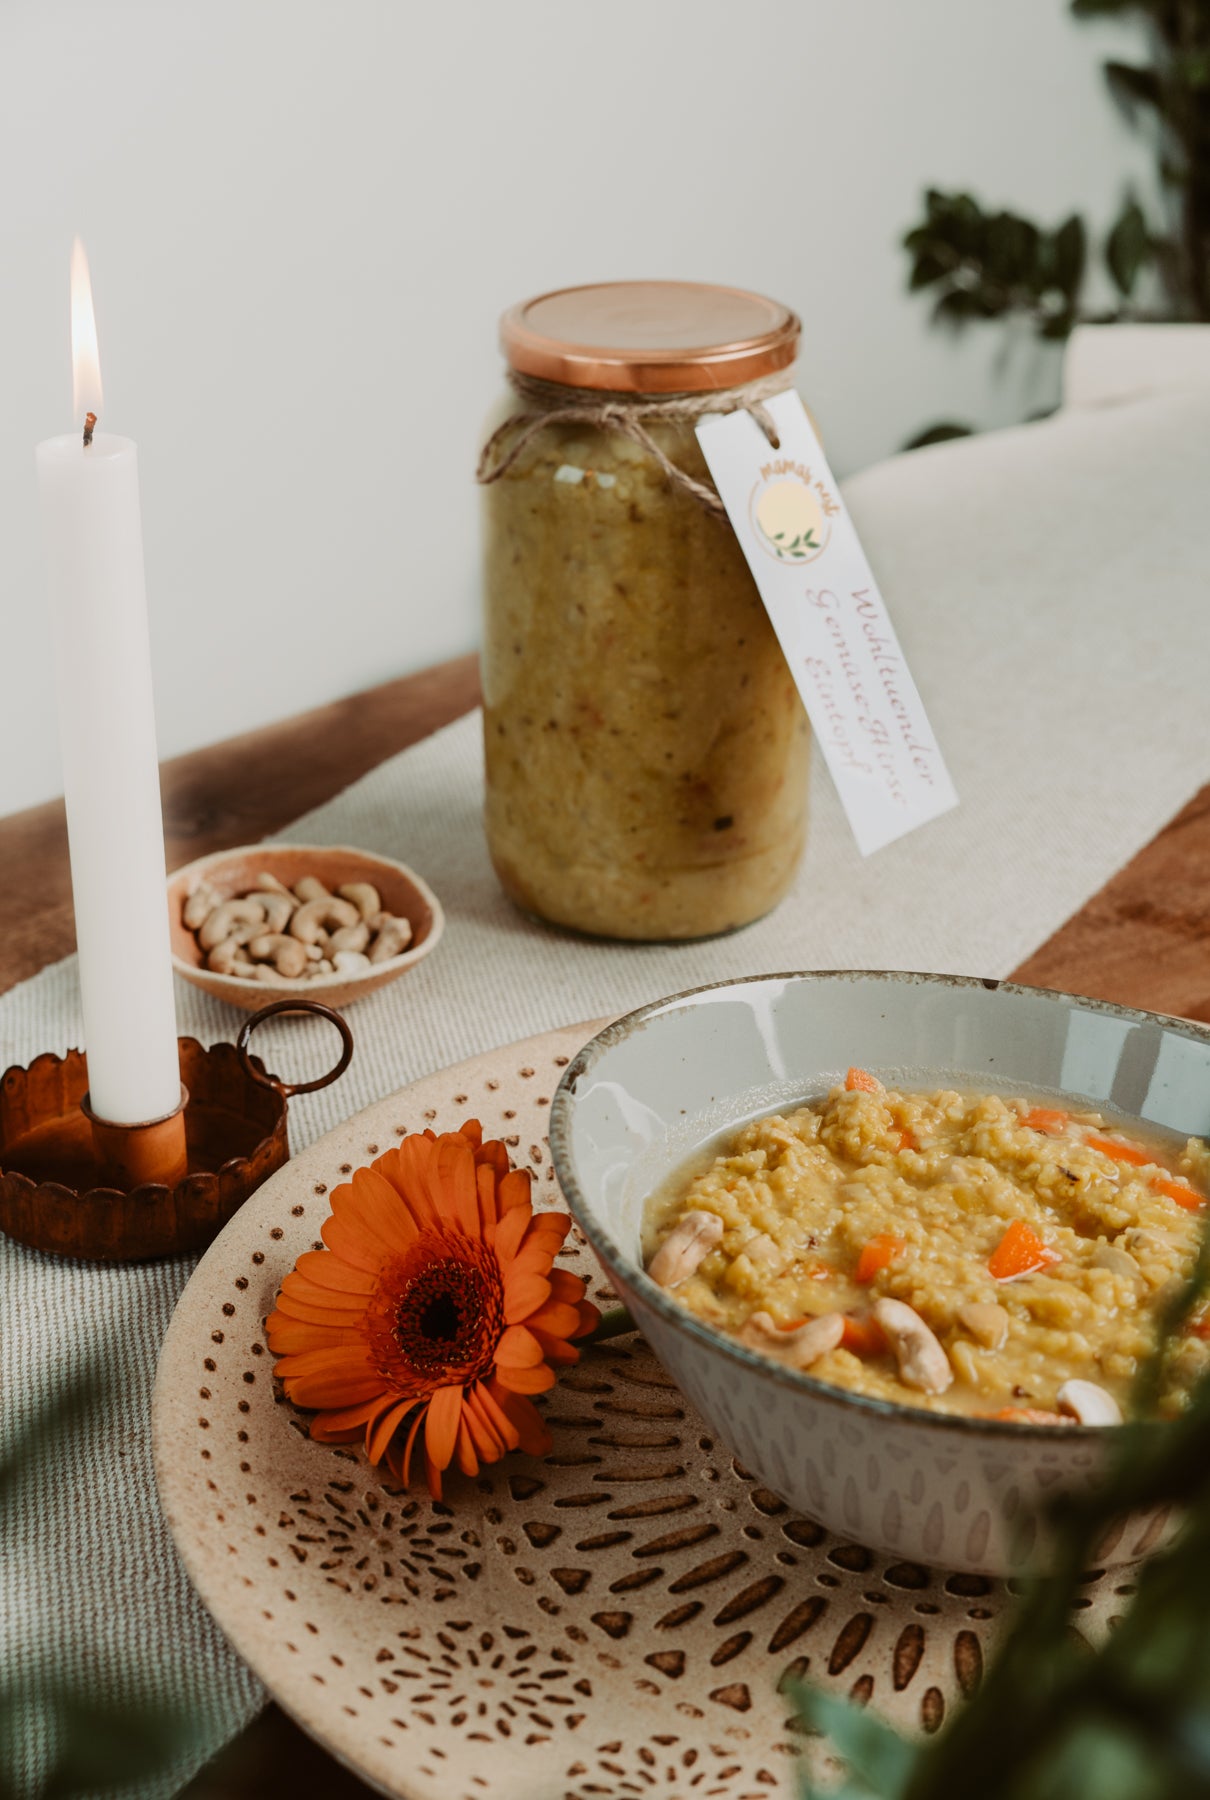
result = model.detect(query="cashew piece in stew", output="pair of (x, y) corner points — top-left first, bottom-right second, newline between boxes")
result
(198, 898), (267, 951)
(957, 1301), (1009, 1351)
(289, 896), (361, 944)
(368, 913), (413, 962)
(738, 1310), (844, 1370)
(1057, 1379), (1122, 1426)
(337, 882), (382, 921)
(183, 883), (222, 931)
(647, 1210), (723, 1289)
(246, 933), (309, 979)
(208, 938), (256, 977)
(245, 890), (296, 935)
(872, 1297), (954, 1395)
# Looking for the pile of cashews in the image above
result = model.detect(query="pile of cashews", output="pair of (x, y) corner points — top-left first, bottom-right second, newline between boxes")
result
(183, 871), (413, 983)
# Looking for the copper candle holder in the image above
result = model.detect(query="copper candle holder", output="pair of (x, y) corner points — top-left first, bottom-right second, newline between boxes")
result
(0, 999), (353, 1262)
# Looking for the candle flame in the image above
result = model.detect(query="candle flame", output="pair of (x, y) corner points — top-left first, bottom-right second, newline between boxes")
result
(71, 237), (103, 429)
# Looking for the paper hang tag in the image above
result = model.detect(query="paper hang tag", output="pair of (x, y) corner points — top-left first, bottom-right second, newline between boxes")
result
(696, 391), (957, 856)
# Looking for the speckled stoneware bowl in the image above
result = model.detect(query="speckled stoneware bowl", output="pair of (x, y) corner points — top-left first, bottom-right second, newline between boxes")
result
(549, 971), (1210, 1575)
(168, 843), (444, 1012)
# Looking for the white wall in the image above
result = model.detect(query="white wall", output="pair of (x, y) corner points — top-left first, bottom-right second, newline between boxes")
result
(0, 0), (1150, 815)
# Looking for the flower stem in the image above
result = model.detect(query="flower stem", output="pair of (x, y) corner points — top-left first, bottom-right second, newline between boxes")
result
(585, 1305), (635, 1344)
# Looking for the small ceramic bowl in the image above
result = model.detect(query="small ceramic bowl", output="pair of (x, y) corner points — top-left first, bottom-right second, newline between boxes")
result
(550, 971), (1210, 1575)
(168, 844), (444, 1012)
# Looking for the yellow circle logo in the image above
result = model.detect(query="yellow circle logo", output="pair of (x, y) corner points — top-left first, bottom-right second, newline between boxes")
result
(749, 462), (834, 564)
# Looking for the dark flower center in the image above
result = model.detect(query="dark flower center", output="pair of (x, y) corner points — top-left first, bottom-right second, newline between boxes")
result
(369, 1236), (504, 1391)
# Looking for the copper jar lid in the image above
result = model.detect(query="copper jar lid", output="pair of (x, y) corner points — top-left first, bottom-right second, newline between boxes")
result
(500, 280), (800, 394)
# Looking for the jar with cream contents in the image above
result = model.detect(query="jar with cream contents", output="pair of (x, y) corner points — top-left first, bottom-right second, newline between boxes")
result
(477, 280), (810, 941)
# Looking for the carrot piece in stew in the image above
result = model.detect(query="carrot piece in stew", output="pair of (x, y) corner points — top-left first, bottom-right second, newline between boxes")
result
(1021, 1107), (1070, 1136)
(840, 1314), (887, 1357)
(988, 1218), (1060, 1282)
(845, 1067), (883, 1093)
(985, 1407), (1068, 1425)
(1154, 1177), (1204, 1212)
(855, 1234), (907, 1284)
(1086, 1135), (1152, 1167)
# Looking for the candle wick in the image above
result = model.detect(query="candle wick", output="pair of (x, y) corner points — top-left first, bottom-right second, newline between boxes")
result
(83, 412), (97, 449)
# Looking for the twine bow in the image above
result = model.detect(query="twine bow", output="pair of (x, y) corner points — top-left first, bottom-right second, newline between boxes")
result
(475, 370), (793, 518)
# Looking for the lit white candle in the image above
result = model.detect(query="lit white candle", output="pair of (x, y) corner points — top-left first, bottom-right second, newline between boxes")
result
(34, 240), (181, 1126)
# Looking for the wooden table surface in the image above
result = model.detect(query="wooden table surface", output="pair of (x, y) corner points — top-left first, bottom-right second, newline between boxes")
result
(1, 650), (1207, 1797)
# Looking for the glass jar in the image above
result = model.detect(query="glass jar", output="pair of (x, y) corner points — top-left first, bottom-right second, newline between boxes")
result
(479, 280), (810, 942)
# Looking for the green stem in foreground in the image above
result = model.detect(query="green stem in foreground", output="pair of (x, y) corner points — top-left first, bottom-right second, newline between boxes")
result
(585, 1305), (636, 1344)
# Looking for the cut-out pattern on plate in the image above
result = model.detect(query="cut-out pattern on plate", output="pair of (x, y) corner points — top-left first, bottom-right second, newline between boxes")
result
(154, 1024), (1131, 1799)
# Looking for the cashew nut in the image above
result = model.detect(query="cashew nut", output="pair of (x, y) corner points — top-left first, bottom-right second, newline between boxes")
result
(741, 1232), (787, 1274)
(367, 912), (413, 963)
(739, 1310), (844, 1370)
(255, 871), (293, 895)
(957, 1301), (1009, 1351)
(246, 933), (309, 979)
(288, 896), (361, 944)
(245, 890), (296, 934)
(198, 897), (267, 951)
(1091, 1243), (1141, 1281)
(207, 938), (256, 977)
(293, 876), (331, 904)
(337, 881), (382, 921)
(648, 1210), (724, 1289)
(872, 1297), (954, 1395)
(328, 921), (371, 956)
(183, 883), (222, 931)
(333, 949), (372, 974)
(1057, 1379), (1122, 1426)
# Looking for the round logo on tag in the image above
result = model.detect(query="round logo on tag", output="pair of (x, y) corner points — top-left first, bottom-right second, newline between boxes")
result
(749, 461), (835, 565)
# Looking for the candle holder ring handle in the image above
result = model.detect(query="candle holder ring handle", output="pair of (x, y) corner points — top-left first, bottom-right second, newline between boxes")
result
(236, 1000), (355, 1097)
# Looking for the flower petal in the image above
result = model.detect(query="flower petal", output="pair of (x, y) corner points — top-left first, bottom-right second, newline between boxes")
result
(497, 1169), (533, 1215)
(576, 1300), (602, 1337)
(521, 1298), (581, 1338)
(503, 1273), (553, 1324)
(394, 1135), (445, 1230)
(309, 1395), (394, 1437)
(435, 1134), (480, 1237)
(529, 1326), (581, 1366)
(474, 1139), (509, 1179)
(454, 1414), (480, 1477)
(485, 1379), (552, 1455)
(457, 1118), (484, 1149)
(492, 1360), (557, 1395)
(462, 1386), (507, 1460)
(492, 1204), (531, 1267)
(476, 1164), (500, 1235)
(367, 1397), (416, 1465)
(293, 1249), (377, 1295)
(423, 1384), (464, 1471)
(321, 1211), (393, 1275)
(548, 1268), (588, 1304)
(495, 1324), (545, 1368)
(336, 1166), (422, 1255)
(423, 1451), (443, 1501)
(273, 1287), (368, 1329)
(265, 1314), (366, 1355)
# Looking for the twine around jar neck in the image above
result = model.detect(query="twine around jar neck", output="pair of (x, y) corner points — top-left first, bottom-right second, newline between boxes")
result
(475, 369), (793, 518)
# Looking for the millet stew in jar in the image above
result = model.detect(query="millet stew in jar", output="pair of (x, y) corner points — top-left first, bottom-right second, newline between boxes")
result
(477, 280), (810, 942)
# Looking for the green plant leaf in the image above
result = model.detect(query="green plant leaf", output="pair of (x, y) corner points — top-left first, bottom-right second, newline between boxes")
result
(1105, 60), (1163, 110)
(789, 1682), (920, 1799)
(903, 422), (974, 450)
(1106, 197), (1151, 296)
(1053, 214), (1088, 300)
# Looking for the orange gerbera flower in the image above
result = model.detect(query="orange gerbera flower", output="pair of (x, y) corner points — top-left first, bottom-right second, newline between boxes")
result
(266, 1120), (599, 1498)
